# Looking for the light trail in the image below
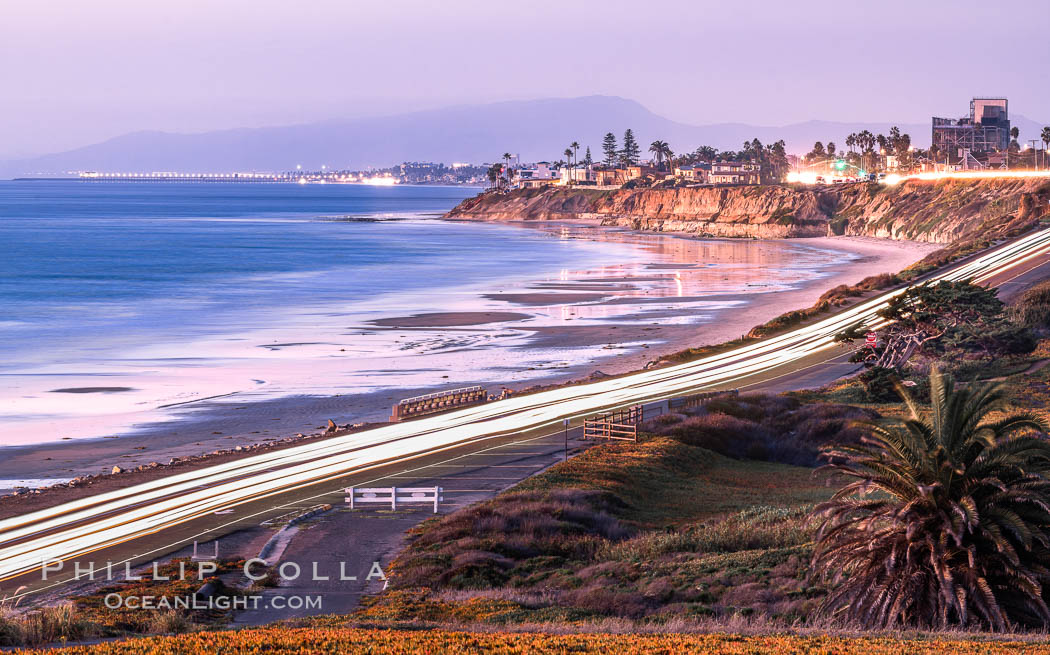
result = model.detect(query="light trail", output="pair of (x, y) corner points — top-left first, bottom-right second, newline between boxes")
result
(788, 169), (1050, 186)
(3, 228), (1050, 581)
(903, 170), (1050, 183)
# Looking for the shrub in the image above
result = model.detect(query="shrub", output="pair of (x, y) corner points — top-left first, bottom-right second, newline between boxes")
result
(666, 414), (771, 460)
(17, 605), (94, 647)
(566, 586), (649, 618)
(391, 490), (633, 589)
(1011, 280), (1050, 331)
(858, 366), (899, 402)
(643, 394), (876, 466)
(0, 615), (22, 647)
(147, 610), (192, 635)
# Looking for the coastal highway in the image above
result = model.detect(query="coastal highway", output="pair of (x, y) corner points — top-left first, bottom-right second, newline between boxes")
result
(4, 227), (1050, 586)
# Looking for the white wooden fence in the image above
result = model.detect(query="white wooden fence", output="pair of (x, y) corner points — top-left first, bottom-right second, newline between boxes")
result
(345, 486), (443, 513)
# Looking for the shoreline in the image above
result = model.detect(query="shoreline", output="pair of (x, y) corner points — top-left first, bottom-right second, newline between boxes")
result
(0, 228), (938, 497)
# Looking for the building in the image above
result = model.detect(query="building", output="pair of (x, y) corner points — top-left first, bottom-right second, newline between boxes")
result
(932, 98), (1011, 164)
(560, 165), (596, 184)
(626, 165), (663, 182)
(589, 165), (661, 187)
(594, 168), (623, 186)
(674, 163), (709, 183)
(514, 162), (560, 188)
(708, 161), (760, 185)
(517, 177), (560, 189)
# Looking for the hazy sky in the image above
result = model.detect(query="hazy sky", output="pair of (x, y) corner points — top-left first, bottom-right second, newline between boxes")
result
(2, 0), (1048, 158)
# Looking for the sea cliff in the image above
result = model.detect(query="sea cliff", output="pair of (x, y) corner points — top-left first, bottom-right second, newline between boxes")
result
(446, 178), (1050, 244)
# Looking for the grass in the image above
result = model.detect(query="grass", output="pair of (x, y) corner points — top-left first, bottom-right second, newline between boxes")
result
(513, 437), (831, 525)
(359, 430), (835, 625)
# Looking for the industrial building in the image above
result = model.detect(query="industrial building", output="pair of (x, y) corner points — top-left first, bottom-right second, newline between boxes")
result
(931, 98), (1011, 166)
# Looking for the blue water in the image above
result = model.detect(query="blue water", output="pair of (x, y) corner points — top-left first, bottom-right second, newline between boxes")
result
(0, 181), (622, 368)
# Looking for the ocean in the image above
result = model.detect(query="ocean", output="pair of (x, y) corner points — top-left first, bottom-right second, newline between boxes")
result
(0, 181), (855, 448)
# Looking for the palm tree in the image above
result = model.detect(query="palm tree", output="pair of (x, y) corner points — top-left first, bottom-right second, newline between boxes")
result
(1040, 127), (1050, 170)
(502, 153), (513, 186)
(811, 369), (1050, 630)
(649, 140), (670, 171)
(570, 141), (580, 175)
(563, 148), (574, 184)
(486, 163), (503, 190)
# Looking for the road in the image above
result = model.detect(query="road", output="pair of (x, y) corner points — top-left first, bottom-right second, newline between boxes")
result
(4, 226), (1050, 596)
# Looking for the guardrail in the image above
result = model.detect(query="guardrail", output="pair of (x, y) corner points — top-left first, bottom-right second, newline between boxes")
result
(669, 388), (739, 411)
(391, 386), (488, 421)
(345, 486), (443, 513)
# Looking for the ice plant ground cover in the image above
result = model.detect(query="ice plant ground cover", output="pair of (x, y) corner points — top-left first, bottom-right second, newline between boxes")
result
(13, 626), (1050, 655)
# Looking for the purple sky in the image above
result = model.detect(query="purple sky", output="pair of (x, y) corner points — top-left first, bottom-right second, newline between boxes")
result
(2, 0), (1047, 158)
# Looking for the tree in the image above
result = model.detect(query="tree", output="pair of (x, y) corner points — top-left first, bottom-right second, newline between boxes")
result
(805, 141), (826, 164)
(620, 129), (640, 166)
(855, 130), (876, 171)
(649, 140), (672, 171)
(695, 145), (718, 161)
(602, 133), (618, 166)
(766, 140), (788, 182)
(502, 153), (513, 184)
(563, 148), (574, 184)
(583, 146), (593, 166)
(1040, 127), (1050, 170)
(887, 127), (912, 171)
(835, 280), (1029, 371)
(570, 141), (580, 180)
(846, 133), (857, 153)
(486, 163), (504, 190)
(826, 142), (836, 158)
(811, 368), (1050, 630)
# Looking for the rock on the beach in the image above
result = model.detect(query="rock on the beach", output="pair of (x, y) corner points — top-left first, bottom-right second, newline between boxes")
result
(325, 419), (338, 434)
(588, 370), (609, 380)
(110, 465), (124, 474)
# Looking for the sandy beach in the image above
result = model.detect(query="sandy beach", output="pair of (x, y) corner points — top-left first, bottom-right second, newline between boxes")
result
(0, 226), (939, 494)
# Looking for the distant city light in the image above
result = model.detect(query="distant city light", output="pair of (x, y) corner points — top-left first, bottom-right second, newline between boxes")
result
(362, 176), (398, 186)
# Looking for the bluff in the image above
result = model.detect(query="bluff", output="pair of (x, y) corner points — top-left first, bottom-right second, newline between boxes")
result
(446, 178), (1050, 244)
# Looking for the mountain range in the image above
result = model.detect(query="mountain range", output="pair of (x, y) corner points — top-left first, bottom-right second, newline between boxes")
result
(3, 96), (1046, 178)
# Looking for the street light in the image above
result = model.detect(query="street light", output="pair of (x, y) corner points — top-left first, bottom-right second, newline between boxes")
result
(563, 418), (570, 461)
